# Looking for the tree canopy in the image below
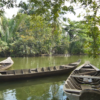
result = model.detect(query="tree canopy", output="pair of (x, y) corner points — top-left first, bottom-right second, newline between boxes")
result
(0, 0), (100, 57)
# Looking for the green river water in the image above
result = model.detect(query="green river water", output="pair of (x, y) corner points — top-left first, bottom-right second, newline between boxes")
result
(0, 55), (100, 100)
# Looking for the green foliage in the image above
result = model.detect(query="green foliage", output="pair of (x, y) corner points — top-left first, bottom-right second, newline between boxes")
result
(0, 39), (8, 56)
(71, 0), (100, 58)
(0, 39), (8, 52)
(0, 14), (26, 44)
(9, 14), (53, 56)
(0, 13), (70, 57)
(64, 20), (87, 54)
(83, 13), (100, 57)
(1, 0), (100, 57)
(28, 0), (74, 22)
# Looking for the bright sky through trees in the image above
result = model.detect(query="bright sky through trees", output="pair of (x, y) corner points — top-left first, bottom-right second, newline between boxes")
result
(4, 0), (27, 18)
(4, 0), (84, 21)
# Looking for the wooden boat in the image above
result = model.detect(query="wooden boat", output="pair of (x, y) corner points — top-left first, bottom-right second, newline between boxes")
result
(63, 61), (100, 100)
(0, 60), (81, 81)
(0, 57), (14, 71)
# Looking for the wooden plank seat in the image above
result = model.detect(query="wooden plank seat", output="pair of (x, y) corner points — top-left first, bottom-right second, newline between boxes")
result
(81, 84), (92, 90)
(36, 68), (43, 72)
(80, 68), (96, 71)
(7, 70), (15, 75)
(36, 67), (51, 72)
(15, 70), (23, 75)
(50, 67), (55, 71)
(22, 69), (31, 74)
(78, 71), (98, 75)
(71, 75), (100, 79)
(64, 89), (81, 93)
(55, 66), (60, 70)
(49, 66), (59, 71)
(60, 65), (65, 69)
(43, 67), (50, 72)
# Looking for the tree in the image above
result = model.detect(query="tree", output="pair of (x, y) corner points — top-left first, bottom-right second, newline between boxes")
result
(18, 3), (35, 15)
(0, 14), (26, 44)
(9, 14), (53, 56)
(71, 0), (100, 57)
(64, 19), (87, 55)
(28, 0), (75, 35)
(1, 0), (100, 57)
(0, 39), (8, 56)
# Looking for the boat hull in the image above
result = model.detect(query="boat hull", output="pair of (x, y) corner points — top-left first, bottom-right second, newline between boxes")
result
(0, 57), (14, 71)
(79, 89), (100, 100)
(65, 92), (79, 100)
(66, 91), (100, 100)
(0, 67), (75, 81)
(63, 61), (100, 100)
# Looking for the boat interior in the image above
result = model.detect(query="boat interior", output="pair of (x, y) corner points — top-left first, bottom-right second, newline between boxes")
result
(64, 63), (100, 95)
(0, 63), (11, 68)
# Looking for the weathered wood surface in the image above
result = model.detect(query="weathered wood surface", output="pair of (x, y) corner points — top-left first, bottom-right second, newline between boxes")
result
(64, 89), (81, 93)
(0, 57), (14, 71)
(0, 60), (81, 81)
(71, 75), (100, 79)
(63, 61), (100, 100)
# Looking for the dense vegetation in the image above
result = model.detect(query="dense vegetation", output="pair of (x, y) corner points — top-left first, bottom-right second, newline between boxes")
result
(0, 0), (100, 57)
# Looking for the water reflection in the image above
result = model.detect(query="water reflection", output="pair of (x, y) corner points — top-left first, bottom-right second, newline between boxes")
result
(3, 89), (17, 100)
(0, 75), (68, 100)
(0, 55), (100, 100)
(0, 56), (82, 70)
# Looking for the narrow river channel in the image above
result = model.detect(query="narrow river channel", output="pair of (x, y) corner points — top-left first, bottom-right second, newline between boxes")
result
(0, 55), (100, 100)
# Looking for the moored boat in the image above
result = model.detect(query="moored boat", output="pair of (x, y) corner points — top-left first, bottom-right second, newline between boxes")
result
(63, 61), (100, 100)
(0, 60), (81, 81)
(0, 57), (14, 71)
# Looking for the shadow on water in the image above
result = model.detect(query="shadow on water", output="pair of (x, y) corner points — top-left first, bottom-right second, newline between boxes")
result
(0, 74), (69, 90)
(79, 92), (100, 100)
(0, 74), (69, 100)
